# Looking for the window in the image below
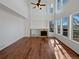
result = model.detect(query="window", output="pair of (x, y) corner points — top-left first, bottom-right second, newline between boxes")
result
(49, 20), (55, 32)
(62, 17), (69, 37)
(50, 4), (53, 13)
(72, 13), (79, 42)
(57, 20), (61, 34)
(63, 0), (68, 5)
(50, 8), (53, 13)
(47, 4), (54, 14)
(57, 0), (62, 10)
(56, 0), (62, 13)
(56, 0), (68, 13)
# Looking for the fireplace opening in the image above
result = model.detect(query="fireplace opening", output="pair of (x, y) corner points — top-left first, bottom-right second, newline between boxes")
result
(41, 31), (47, 36)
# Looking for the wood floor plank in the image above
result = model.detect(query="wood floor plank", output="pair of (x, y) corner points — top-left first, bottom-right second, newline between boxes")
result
(0, 37), (79, 59)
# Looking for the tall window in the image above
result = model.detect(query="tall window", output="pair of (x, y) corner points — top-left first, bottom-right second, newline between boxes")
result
(57, 0), (62, 10)
(56, 0), (62, 13)
(62, 17), (69, 37)
(72, 13), (79, 42)
(49, 20), (54, 32)
(56, 0), (68, 13)
(57, 20), (61, 34)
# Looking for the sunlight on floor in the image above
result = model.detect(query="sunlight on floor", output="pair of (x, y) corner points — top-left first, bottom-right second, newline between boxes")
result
(49, 39), (72, 59)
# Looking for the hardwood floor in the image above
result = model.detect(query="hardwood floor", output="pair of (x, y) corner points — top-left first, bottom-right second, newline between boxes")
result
(0, 37), (79, 59)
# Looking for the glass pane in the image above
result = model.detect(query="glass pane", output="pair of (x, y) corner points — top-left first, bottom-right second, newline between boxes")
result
(50, 8), (53, 13)
(57, 0), (62, 10)
(56, 0), (62, 13)
(72, 14), (79, 42)
(57, 20), (61, 34)
(49, 20), (54, 32)
(63, 0), (68, 5)
(62, 17), (69, 37)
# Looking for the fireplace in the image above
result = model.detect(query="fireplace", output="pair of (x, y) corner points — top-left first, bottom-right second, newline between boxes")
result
(30, 29), (48, 37)
(41, 31), (47, 36)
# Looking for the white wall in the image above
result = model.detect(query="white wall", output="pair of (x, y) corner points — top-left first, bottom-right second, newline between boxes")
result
(31, 20), (49, 29)
(0, 0), (29, 18)
(30, 5), (49, 29)
(54, 0), (79, 19)
(63, 0), (79, 16)
(0, 3), (30, 50)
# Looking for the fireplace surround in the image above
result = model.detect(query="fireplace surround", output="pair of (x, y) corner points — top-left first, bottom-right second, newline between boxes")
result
(30, 29), (48, 37)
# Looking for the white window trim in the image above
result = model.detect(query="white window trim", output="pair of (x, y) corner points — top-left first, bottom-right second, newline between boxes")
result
(70, 12), (79, 43)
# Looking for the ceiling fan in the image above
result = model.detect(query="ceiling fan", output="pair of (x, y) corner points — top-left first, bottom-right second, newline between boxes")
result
(31, 0), (46, 9)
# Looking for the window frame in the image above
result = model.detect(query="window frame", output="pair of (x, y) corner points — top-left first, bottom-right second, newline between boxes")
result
(62, 16), (69, 37)
(49, 20), (55, 33)
(71, 12), (79, 42)
(57, 19), (61, 34)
